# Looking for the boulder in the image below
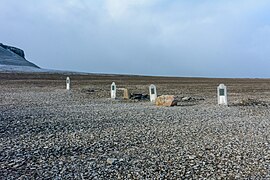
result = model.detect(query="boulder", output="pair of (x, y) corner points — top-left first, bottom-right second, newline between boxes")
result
(155, 95), (177, 107)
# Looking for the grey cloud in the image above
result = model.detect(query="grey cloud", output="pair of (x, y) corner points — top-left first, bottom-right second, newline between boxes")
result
(1, 0), (270, 77)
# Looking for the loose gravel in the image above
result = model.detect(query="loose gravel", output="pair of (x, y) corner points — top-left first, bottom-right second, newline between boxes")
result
(1, 77), (270, 179)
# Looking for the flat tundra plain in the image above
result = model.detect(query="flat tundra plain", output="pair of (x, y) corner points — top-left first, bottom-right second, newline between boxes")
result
(1, 73), (270, 179)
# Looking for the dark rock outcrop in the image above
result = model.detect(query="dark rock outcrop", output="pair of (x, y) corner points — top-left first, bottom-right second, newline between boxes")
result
(0, 43), (25, 59)
(0, 43), (39, 68)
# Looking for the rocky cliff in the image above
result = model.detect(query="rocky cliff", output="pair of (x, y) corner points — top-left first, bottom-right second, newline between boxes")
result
(0, 43), (39, 68)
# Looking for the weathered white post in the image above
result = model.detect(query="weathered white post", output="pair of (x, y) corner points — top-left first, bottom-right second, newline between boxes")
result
(149, 84), (157, 102)
(66, 77), (70, 90)
(111, 82), (116, 99)
(217, 84), (227, 105)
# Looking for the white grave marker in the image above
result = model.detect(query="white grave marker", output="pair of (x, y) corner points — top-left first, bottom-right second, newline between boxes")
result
(149, 84), (157, 102)
(66, 77), (70, 90)
(111, 82), (116, 99)
(217, 84), (227, 105)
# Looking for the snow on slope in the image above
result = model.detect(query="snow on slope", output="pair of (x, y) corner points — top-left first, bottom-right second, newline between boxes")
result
(0, 45), (39, 68)
(0, 65), (53, 73)
(0, 65), (91, 74)
(0, 43), (89, 74)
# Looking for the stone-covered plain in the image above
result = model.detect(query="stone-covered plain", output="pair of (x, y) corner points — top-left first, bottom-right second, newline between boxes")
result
(1, 73), (270, 179)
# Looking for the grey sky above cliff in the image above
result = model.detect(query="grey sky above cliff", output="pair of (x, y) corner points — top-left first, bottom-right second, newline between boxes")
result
(1, 0), (270, 77)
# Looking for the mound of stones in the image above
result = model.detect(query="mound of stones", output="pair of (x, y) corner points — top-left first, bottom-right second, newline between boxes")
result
(232, 98), (269, 107)
(156, 95), (205, 107)
(130, 93), (149, 101)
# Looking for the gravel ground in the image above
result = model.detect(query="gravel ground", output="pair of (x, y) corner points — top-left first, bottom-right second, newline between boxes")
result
(1, 73), (270, 179)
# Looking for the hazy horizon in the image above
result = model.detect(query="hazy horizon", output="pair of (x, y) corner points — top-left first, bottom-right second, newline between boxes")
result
(1, 0), (270, 78)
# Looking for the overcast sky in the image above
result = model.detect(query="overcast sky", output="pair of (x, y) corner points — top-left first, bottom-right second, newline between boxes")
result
(1, 0), (270, 77)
